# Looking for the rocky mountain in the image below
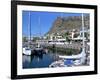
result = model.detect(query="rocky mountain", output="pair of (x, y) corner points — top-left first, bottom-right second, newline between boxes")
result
(47, 15), (89, 35)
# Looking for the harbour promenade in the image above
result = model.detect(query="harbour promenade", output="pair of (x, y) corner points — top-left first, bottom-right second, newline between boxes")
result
(23, 41), (89, 53)
(41, 42), (82, 50)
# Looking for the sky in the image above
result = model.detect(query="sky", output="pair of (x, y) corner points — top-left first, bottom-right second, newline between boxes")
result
(22, 11), (85, 37)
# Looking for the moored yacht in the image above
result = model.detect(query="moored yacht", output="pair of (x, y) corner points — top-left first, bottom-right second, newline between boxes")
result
(23, 12), (32, 56)
(23, 47), (32, 55)
(59, 13), (86, 65)
(49, 13), (87, 67)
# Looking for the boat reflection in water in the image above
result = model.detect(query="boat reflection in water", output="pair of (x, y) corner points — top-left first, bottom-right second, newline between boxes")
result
(22, 50), (59, 69)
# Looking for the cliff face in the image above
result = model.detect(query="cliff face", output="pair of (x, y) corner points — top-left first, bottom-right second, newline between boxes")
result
(47, 15), (89, 35)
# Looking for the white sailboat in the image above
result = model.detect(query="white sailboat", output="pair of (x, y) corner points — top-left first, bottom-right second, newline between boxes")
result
(59, 13), (86, 65)
(23, 12), (32, 55)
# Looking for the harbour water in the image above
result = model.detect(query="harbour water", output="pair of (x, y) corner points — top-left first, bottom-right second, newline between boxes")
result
(22, 47), (89, 69)
(22, 51), (59, 69)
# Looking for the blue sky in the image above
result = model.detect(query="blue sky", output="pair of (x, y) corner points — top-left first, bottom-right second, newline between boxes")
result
(22, 11), (85, 37)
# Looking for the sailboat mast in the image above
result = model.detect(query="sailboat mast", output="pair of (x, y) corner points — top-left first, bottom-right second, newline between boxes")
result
(28, 11), (31, 47)
(82, 13), (85, 52)
(60, 12), (63, 18)
(38, 16), (41, 38)
(30, 12), (31, 44)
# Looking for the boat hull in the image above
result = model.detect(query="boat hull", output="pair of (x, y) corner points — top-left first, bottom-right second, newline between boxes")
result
(23, 48), (32, 55)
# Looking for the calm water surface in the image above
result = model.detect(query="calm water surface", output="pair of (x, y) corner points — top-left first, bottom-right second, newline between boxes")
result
(23, 52), (58, 69)
(22, 48), (82, 69)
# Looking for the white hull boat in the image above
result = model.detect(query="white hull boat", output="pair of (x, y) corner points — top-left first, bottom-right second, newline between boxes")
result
(22, 12), (32, 56)
(50, 14), (87, 67)
(23, 47), (32, 55)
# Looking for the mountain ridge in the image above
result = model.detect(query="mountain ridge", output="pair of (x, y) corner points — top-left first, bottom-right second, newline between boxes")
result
(46, 15), (89, 35)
